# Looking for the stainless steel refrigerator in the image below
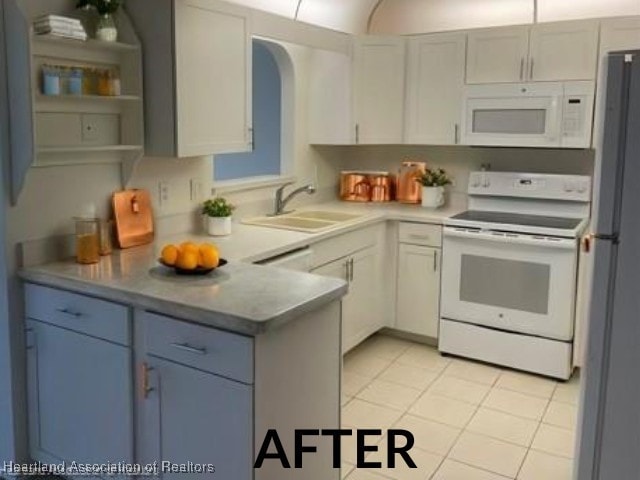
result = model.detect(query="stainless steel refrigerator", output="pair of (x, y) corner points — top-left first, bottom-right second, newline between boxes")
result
(576, 50), (640, 480)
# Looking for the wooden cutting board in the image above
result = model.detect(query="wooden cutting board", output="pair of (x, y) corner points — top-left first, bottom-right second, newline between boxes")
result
(113, 189), (154, 249)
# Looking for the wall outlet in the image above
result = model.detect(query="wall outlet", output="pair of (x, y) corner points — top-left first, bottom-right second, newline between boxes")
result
(158, 181), (170, 210)
(190, 178), (204, 202)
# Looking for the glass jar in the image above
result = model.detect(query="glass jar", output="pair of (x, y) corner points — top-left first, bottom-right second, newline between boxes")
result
(68, 68), (83, 95)
(98, 219), (113, 256)
(96, 13), (118, 42)
(42, 65), (60, 96)
(75, 217), (100, 264)
(111, 69), (121, 96)
(97, 69), (111, 96)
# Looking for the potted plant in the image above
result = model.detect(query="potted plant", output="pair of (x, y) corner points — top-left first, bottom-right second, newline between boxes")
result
(415, 167), (452, 208)
(202, 197), (235, 237)
(77, 0), (122, 42)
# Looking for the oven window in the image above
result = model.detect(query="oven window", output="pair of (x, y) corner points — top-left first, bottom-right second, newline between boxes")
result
(460, 255), (550, 314)
(472, 109), (546, 134)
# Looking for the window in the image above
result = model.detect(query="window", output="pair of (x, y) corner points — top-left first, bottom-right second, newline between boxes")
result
(214, 40), (290, 182)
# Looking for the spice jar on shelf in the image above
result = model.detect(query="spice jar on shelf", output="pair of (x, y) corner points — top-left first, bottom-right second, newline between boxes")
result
(42, 65), (60, 96)
(110, 69), (121, 96)
(68, 68), (83, 95)
(97, 69), (111, 96)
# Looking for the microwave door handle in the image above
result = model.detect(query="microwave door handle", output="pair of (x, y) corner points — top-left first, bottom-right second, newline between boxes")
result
(444, 228), (576, 250)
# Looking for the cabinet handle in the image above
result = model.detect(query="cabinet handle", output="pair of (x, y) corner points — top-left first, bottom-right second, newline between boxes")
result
(56, 308), (82, 318)
(344, 259), (351, 283)
(355, 124), (360, 145)
(248, 127), (254, 149)
(349, 258), (355, 282)
(529, 58), (534, 79)
(170, 342), (208, 355)
(454, 123), (459, 144)
(520, 57), (525, 80)
(142, 362), (154, 399)
(409, 234), (431, 240)
(433, 251), (437, 272)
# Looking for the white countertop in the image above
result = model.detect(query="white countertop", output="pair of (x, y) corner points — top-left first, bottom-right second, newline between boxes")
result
(162, 198), (467, 263)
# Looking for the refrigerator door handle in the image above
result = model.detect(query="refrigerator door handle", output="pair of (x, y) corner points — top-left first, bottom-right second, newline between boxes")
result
(590, 232), (620, 243)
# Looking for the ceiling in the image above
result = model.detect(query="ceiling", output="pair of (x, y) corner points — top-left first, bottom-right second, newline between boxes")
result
(227, 0), (640, 35)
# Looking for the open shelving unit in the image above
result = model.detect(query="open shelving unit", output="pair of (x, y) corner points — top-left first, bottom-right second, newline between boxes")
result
(4, 4), (145, 203)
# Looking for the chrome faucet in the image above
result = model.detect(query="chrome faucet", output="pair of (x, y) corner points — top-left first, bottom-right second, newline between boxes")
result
(272, 182), (316, 216)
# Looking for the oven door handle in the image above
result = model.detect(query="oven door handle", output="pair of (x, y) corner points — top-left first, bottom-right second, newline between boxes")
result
(443, 227), (577, 250)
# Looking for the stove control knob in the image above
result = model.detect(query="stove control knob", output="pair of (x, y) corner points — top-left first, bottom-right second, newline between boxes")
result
(563, 181), (574, 193)
(482, 177), (491, 188)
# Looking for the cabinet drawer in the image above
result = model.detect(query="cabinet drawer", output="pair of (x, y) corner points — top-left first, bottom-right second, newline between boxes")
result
(398, 222), (442, 247)
(141, 312), (254, 384)
(24, 283), (130, 345)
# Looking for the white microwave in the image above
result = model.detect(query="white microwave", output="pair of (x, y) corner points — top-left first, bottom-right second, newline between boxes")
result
(461, 81), (595, 148)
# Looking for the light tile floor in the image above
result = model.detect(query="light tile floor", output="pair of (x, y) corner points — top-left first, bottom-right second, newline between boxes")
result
(341, 334), (581, 480)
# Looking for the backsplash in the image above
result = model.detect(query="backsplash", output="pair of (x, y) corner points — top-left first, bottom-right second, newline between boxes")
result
(339, 145), (595, 194)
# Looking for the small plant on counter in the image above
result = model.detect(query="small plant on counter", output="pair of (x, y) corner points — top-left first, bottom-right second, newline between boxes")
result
(415, 167), (452, 187)
(202, 197), (235, 218)
(415, 167), (451, 209)
(202, 197), (235, 237)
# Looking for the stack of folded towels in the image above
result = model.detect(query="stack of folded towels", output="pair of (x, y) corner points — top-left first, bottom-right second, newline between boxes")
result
(33, 14), (88, 41)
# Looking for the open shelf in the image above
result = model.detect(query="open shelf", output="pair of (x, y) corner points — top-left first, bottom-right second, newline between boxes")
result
(36, 94), (142, 102)
(32, 35), (140, 53)
(37, 145), (143, 154)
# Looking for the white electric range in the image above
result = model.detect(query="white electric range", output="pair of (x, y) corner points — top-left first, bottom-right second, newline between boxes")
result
(439, 171), (591, 379)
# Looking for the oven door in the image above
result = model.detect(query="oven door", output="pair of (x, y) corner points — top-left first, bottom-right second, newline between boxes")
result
(461, 83), (563, 147)
(441, 227), (578, 341)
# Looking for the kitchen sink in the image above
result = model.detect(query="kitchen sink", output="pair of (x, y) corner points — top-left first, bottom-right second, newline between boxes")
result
(243, 210), (364, 233)
(288, 211), (363, 222)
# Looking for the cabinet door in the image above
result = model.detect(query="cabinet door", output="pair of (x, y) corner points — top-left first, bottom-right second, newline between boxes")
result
(593, 17), (640, 147)
(308, 49), (354, 145)
(466, 26), (530, 84)
(346, 246), (384, 351)
(141, 356), (252, 479)
(353, 36), (405, 144)
(405, 33), (466, 145)
(396, 244), (441, 338)
(528, 20), (599, 81)
(174, 0), (252, 156)
(26, 320), (133, 466)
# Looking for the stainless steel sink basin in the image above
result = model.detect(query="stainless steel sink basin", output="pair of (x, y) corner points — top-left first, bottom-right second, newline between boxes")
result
(243, 210), (364, 233)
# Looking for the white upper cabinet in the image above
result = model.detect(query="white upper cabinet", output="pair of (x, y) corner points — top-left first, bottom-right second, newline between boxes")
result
(175, 0), (252, 157)
(467, 20), (599, 84)
(353, 36), (406, 144)
(405, 33), (466, 145)
(308, 49), (354, 145)
(466, 26), (530, 84)
(593, 17), (640, 147)
(127, 0), (252, 158)
(528, 20), (600, 82)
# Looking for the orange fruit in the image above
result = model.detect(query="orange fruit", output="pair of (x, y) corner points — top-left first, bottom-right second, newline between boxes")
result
(198, 244), (220, 269)
(161, 245), (179, 266)
(176, 249), (199, 270)
(180, 241), (199, 255)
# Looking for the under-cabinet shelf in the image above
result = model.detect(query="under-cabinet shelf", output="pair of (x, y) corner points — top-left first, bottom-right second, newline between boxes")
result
(32, 35), (140, 53)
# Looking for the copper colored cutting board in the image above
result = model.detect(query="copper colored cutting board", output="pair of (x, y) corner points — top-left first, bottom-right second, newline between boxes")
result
(113, 189), (154, 249)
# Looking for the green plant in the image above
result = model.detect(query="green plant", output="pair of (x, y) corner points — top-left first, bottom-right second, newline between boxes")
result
(202, 197), (235, 218)
(77, 0), (123, 15)
(415, 167), (452, 187)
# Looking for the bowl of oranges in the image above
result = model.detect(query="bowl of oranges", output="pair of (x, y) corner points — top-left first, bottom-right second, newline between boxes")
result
(159, 242), (226, 275)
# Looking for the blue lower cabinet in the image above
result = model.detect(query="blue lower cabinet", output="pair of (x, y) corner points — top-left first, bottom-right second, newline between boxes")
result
(26, 320), (134, 470)
(140, 356), (253, 479)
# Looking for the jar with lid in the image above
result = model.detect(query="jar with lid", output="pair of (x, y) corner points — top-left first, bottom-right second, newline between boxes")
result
(42, 65), (60, 96)
(75, 204), (100, 265)
(68, 68), (83, 95)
